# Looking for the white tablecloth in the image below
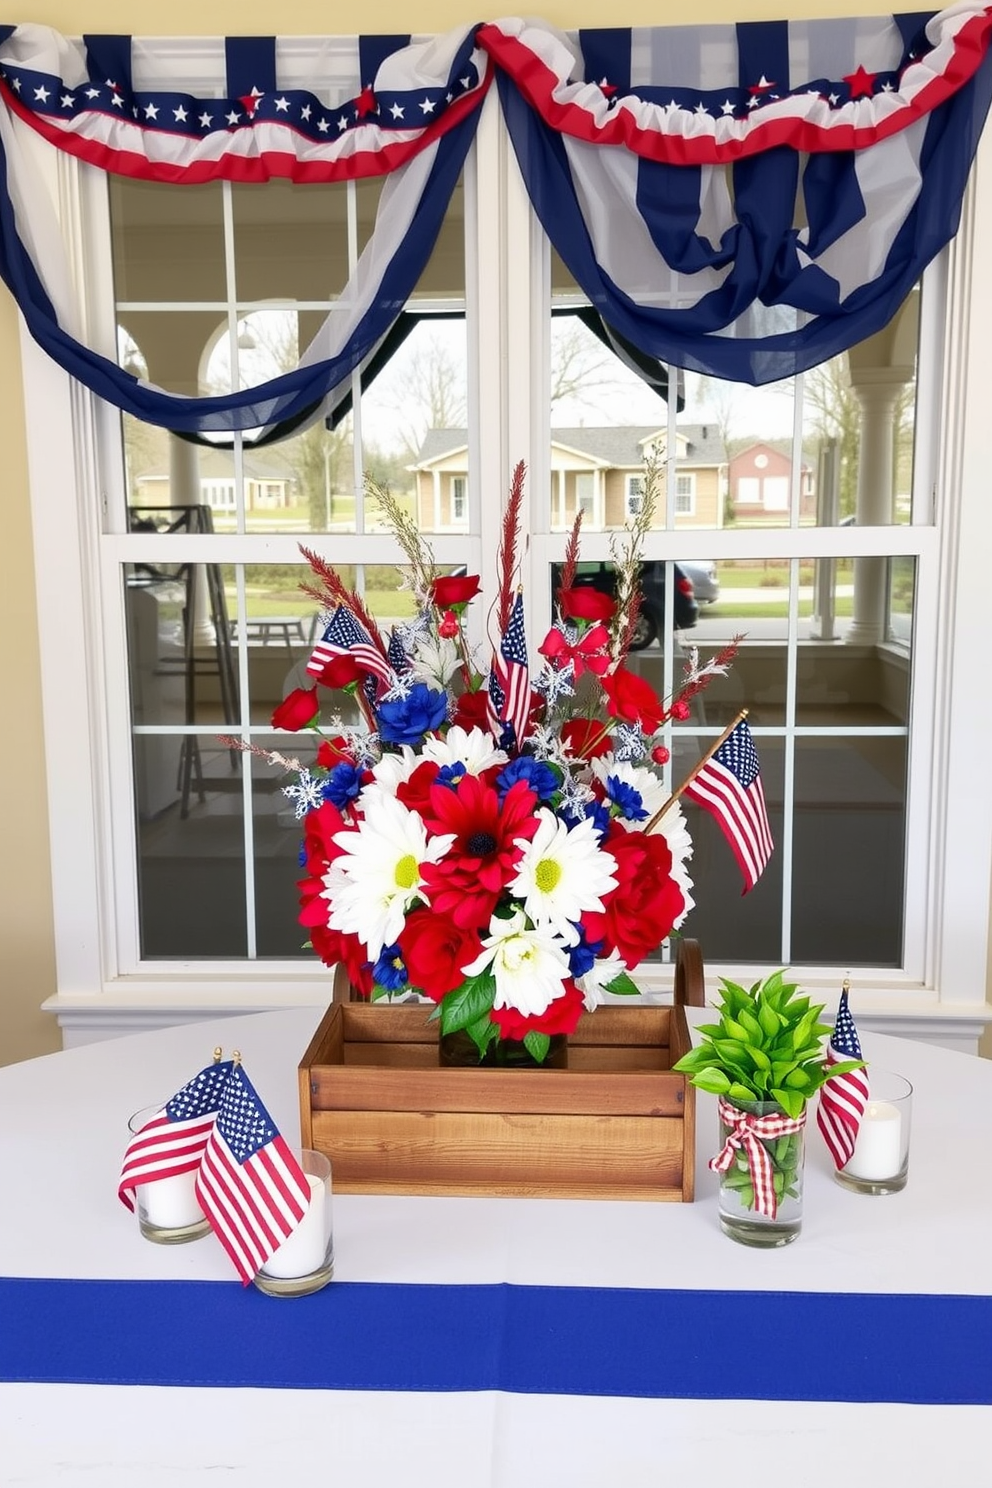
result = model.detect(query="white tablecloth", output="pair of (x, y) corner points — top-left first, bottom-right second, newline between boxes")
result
(1, 1007), (990, 1487)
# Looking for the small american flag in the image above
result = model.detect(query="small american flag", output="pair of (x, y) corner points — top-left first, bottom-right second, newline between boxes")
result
(306, 605), (392, 687)
(683, 718), (773, 892)
(817, 985), (870, 1169)
(195, 1064), (311, 1285)
(487, 592), (531, 749)
(118, 1059), (233, 1212)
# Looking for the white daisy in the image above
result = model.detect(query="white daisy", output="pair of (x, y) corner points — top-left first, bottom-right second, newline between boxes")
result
(649, 800), (695, 928)
(591, 755), (668, 829)
(324, 792), (455, 959)
(421, 724), (508, 776)
(576, 950), (629, 1012)
(461, 908), (572, 1017)
(408, 633), (461, 688)
(358, 745), (419, 807)
(509, 808), (618, 946)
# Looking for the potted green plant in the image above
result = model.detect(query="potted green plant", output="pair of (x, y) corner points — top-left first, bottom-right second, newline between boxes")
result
(673, 970), (864, 1247)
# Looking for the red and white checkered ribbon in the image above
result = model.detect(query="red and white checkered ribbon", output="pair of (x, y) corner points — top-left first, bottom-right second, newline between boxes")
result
(709, 1098), (807, 1219)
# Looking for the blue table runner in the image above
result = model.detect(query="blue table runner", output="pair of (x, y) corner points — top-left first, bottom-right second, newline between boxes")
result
(3, 1278), (990, 1403)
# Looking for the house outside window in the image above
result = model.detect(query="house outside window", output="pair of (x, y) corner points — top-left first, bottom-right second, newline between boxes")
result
(674, 473), (695, 516)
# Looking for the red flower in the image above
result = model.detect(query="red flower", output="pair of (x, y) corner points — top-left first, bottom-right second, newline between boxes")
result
(583, 826), (685, 968)
(560, 717), (611, 761)
(422, 776), (539, 930)
(491, 980), (586, 1039)
(601, 667), (665, 733)
(651, 744), (671, 766)
(396, 759), (444, 818)
(316, 736), (354, 769)
(438, 609), (460, 638)
(670, 699), (691, 721)
(271, 686), (319, 731)
(398, 908), (482, 1000)
(312, 653), (362, 689)
(452, 687), (490, 732)
(431, 573), (481, 608)
(559, 587), (616, 623)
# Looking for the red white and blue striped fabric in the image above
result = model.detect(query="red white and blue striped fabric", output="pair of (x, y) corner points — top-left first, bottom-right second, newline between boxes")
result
(306, 605), (393, 688)
(477, 8), (992, 165)
(0, 25), (491, 183)
(487, 592), (531, 752)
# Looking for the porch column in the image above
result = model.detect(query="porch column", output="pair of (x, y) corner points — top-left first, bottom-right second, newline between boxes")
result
(845, 372), (908, 646)
(168, 434), (215, 644)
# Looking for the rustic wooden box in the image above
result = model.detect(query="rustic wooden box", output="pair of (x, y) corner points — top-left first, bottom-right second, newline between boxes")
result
(298, 989), (696, 1202)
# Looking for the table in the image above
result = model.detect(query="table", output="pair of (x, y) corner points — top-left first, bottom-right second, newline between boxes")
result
(2, 1007), (991, 1487)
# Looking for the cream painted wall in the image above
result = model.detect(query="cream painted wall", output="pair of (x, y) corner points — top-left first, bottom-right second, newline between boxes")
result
(2, 1), (971, 1067)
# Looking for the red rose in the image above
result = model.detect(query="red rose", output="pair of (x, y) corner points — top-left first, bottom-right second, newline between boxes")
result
(316, 736), (354, 769)
(312, 653), (362, 689)
(560, 716), (611, 761)
(271, 686), (319, 731)
(399, 908), (482, 1000)
(490, 981), (586, 1039)
(601, 667), (665, 733)
(431, 573), (481, 608)
(438, 609), (460, 638)
(452, 687), (491, 733)
(559, 587), (616, 623)
(583, 826), (685, 968)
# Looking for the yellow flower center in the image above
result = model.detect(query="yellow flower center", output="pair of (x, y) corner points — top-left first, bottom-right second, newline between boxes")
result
(534, 857), (562, 894)
(394, 853), (420, 890)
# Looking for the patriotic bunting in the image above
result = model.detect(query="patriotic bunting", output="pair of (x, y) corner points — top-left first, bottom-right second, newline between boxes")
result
(2, 7), (992, 412)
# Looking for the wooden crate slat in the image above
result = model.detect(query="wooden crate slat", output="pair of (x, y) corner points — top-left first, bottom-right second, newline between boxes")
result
(312, 1109), (686, 1194)
(309, 1064), (687, 1117)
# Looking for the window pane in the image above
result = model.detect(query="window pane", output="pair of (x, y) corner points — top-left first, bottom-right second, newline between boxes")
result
(792, 736), (907, 965)
(230, 179), (353, 301)
(110, 178), (226, 301)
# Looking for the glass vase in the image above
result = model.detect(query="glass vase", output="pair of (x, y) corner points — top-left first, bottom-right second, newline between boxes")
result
(716, 1098), (805, 1248)
(438, 1031), (568, 1068)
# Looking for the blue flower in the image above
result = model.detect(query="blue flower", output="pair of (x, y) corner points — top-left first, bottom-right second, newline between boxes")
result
(567, 928), (605, 979)
(604, 775), (648, 822)
(563, 797), (611, 839)
(321, 761), (364, 810)
(436, 761), (467, 789)
(373, 944), (409, 993)
(377, 683), (448, 745)
(495, 755), (559, 801)
(297, 842), (308, 868)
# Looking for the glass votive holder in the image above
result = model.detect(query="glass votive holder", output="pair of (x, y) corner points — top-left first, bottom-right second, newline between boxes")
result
(833, 1071), (912, 1195)
(252, 1149), (334, 1297)
(127, 1104), (211, 1244)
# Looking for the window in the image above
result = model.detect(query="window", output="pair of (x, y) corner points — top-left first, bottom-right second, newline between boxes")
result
(764, 476), (789, 511)
(674, 473), (695, 516)
(451, 476), (467, 523)
(18, 54), (992, 1047)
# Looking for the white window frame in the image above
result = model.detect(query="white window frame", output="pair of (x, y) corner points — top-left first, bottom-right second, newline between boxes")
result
(451, 474), (468, 524)
(16, 64), (992, 1050)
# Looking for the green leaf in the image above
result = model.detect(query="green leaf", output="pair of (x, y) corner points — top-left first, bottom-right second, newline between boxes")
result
(720, 1015), (750, 1042)
(603, 969), (640, 997)
(523, 1030), (551, 1064)
(439, 972), (496, 1036)
(727, 1081), (759, 1102)
(738, 1009), (763, 1043)
(690, 1066), (732, 1095)
(784, 1067), (811, 1089)
(769, 1087), (806, 1120)
(744, 1043), (772, 1071)
(758, 1003), (781, 1039)
(465, 1014), (500, 1059)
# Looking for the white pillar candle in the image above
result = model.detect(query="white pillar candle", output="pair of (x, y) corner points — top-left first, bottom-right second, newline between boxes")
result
(843, 1100), (903, 1180)
(138, 1171), (205, 1229)
(259, 1174), (328, 1280)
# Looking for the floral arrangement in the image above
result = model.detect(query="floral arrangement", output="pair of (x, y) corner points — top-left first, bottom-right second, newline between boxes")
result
(249, 462), (737, 1064)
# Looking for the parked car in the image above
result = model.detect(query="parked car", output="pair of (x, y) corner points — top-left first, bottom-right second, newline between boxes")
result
(680, 560), (719, 605)
(550, 560), (698, 650)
